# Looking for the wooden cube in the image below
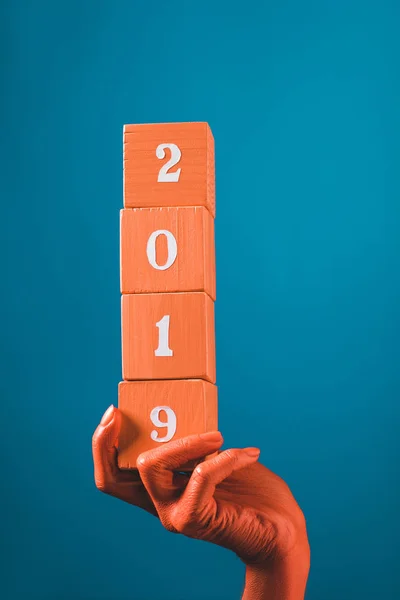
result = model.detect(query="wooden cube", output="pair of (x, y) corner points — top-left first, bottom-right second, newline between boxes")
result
(123, 122), (215, 216)
(122, 292), (216, 383)
(118, 379), (218, 469)
(120, 206), (216, 299)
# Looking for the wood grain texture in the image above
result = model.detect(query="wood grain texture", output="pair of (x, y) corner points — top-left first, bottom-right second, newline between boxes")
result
(120, 206), (216, 299)
(123, 122), (215, 216)
(122, 292), (216, 383)
(118, 379), (218, 469)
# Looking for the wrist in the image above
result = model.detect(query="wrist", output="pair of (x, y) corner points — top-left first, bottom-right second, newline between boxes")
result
(241, 547), (310, 600)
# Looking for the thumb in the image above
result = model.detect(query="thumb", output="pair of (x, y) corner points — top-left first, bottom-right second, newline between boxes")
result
(92, 405), (121, 491)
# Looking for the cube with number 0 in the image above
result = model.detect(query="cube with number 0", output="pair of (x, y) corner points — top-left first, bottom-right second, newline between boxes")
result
(123, 122), (215, 216)
(122, 291), (216, 383)
(120, 206), (215, 298)
(118, 379), (218, 469)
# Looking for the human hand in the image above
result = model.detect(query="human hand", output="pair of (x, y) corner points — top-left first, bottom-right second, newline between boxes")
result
(92, 405), (310, 599)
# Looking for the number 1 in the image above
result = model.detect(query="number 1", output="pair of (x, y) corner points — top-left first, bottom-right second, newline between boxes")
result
(155, 315), (173, 356)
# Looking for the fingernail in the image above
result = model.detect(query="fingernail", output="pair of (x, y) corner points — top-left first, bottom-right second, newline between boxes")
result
(101, 405), (115, 426)
(200, 431), (222, 442)
(244, 447), (260, 458)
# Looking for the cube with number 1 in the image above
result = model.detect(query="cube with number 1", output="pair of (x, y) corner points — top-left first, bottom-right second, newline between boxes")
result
(122, 291), (216, 383)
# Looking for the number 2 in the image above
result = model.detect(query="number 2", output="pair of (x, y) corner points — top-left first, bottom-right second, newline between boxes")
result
(156, 143), (181, 182)
(150, 406), (177, 442)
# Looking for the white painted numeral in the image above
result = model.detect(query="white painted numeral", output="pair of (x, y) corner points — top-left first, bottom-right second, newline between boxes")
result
(146, 230), (177, 271)
(150, 406), (177, 442)
(156, 143), (182, 182)
(155, 315), (173, 356)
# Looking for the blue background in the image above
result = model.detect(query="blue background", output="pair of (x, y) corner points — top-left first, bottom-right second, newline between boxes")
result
(1, 1), (399, 598)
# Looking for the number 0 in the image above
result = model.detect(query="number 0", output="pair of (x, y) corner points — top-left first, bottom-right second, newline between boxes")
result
(156, 143), (182, 182)
(146, 230), (177, 271)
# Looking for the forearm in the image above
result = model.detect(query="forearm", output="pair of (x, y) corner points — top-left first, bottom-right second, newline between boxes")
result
(241, 555), (309, 600)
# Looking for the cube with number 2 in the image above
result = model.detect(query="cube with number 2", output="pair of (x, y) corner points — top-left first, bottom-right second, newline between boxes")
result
(123, 122), (215, 216)
(118, 379), (218, 469)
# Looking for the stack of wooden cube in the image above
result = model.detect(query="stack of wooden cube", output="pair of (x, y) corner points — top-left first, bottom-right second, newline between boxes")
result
(118, 122), (218, 469)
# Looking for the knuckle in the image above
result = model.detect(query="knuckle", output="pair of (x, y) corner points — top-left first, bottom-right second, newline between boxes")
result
(168, 505), (198, 534)
(193, 464), (210, 483)
(163, 522), (177, 533)
(94, 477), (111, 494)
(294, 505), (307, 530)
(222, 449), (239, 466)
(161, 518), (177, 533)
(178, 436), (191, 449)
(91, 431), (101, 448)
(136, 451), (154, 471)
(159, 511), (179, 534)
(177, 506), (215, 538)
(271, 514), (303, 556)
(169, 504), (215, 538)
(279, 517), (297, 548)
(175, 437), (192, 457)
(172, 512), (194, 534)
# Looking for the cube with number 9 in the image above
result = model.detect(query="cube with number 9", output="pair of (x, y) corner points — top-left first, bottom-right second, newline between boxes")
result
(118, 379), (218, 469)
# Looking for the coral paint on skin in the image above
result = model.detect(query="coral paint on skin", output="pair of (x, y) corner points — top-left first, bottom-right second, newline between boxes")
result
(92, 409), (310, 599)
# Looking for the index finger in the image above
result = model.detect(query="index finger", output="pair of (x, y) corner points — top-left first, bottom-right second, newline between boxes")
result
(137, 431), (223, 504)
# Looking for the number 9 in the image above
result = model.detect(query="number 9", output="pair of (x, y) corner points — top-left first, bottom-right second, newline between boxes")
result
(150, 406), (177, 442)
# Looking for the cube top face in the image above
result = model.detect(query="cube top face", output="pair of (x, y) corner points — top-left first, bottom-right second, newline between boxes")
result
(120, 206), (216, 299)
(123, 122), (215, 217)
(118, 379), (218, 469)
(122, 292), (216, 383)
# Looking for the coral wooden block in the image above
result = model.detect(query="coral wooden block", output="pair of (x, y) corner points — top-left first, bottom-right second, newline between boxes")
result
(123, 122), (215, 216)
(118, 379), (218, 469)
(122, 292), (216, 383)
(120, 206), (216, 299)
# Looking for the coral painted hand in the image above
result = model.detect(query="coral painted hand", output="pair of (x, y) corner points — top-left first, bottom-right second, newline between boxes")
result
(92, 405), (310, 600)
